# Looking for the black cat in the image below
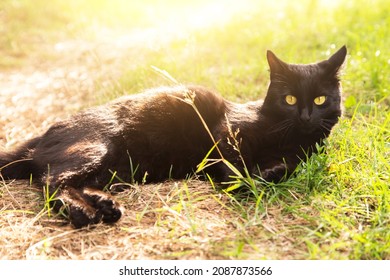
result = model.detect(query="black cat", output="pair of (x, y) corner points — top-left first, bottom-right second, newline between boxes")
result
(0, 46), (347, 228)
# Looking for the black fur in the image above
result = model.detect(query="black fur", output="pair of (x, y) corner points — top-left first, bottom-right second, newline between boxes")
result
(0, 46), (347, 228)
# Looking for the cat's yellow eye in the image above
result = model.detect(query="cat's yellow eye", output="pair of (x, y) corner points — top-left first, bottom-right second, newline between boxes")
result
(314, 96), (327, 105)
(285, 95), (297, 105)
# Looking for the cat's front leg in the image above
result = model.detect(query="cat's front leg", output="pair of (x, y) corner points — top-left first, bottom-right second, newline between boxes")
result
(258, 161), (296, 183)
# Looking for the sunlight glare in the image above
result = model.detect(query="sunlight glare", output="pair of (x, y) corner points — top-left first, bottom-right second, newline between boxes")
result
(91, 0), (257, 49)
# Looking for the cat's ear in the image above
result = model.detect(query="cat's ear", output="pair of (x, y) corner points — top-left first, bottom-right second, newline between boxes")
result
(322, 45), (347, 76)
(267, 50), (289, 78)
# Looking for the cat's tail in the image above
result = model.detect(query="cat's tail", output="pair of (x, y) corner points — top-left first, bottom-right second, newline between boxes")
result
(0, 137), (40, 180)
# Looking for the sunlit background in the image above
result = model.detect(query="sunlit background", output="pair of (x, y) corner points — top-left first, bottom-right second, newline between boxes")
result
(1, 0), (354, 63)
(1, 0), (388, 103)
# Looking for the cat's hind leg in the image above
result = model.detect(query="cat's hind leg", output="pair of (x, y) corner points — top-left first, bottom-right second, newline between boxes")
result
(34, 140), (124, 228)
(52, 186), (123, 228)
(43, 163), (124, 228)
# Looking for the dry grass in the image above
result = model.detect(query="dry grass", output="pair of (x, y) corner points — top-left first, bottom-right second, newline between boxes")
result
(0, 37), (137, 148)
(0, 178), (307, 259)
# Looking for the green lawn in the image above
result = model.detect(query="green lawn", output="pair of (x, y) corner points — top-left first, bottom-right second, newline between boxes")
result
(0, 0), (389, 259)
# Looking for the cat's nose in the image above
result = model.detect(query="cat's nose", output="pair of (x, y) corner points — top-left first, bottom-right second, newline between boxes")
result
(300, 109), (311, 123)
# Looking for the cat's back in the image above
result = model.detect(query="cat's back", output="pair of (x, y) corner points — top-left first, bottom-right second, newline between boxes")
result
(110, 85), (227, 129)
(113, 85), (226, 114)
(57, 85), (226, 133)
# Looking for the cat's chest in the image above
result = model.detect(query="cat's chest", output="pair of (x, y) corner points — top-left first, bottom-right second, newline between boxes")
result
(240, 127), (314, 158)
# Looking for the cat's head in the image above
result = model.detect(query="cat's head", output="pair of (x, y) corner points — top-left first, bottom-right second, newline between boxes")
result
(261, 46), (347, 138)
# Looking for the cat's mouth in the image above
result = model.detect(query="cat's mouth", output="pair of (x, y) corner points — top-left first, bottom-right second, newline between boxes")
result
(297, 123), (319, 135)
(297, 120), (333, 136)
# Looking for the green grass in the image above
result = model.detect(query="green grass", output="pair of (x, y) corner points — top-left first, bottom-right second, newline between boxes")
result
(1, 0), (389, 259)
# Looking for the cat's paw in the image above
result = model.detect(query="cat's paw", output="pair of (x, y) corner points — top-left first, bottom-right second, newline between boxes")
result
(260, 163), (290, 183)
(58, 187), (123, 228)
